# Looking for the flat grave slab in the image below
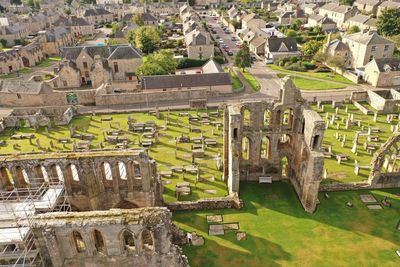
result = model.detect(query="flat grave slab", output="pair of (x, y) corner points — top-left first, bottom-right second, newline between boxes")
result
(236, 232), (247, 241)
(204, 189), (217, 194)
(209, 224), (224, 236)
(223, 223), (239, 230)
(367, 204), (382, 210)
(360, 194), (377, 203)
(206, 215), (223, 223)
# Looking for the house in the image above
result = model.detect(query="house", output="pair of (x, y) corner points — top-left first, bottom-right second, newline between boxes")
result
(185, 29), (214, 60)
(342, 32), (395, 68)
(15, 42), (44, 67)
(0, 22), (30, 46)
(0, 50), (23, 74)
(377, 1), (400, 16)
(53, 17), (94, 37)
(246, 17), (266, 30)
(38, 27), (74, 56)
(344, 14), (376, 32)
(354, 0), (381, 16)
(54, 44), (142, 88)
(81, 8), (113, 25)
(318, 3), (358, 28)
(240, 29), (256, 44)
(264, 37), (301, 63)
(250, 37), (267, 56)
(307, 15), (337, 32)
(241, 13), (260, 30)
(325, 38), (351, 68)
(228, 6), (239, 20)
(277, 9), (307, 25)
(143, 12), (158, 26)
(364, 58), (400, 87)
(179, 4), (189, 16)
(304, 3), (322, 16)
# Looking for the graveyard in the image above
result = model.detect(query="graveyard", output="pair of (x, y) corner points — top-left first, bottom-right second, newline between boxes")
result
(173, 182), (400, 267)
(0, 109), (227, 203)
(311, 102), (399, 184)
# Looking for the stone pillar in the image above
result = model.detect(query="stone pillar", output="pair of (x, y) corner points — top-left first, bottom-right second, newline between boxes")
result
(41, 229), (65, 267)
(110, 161), (120, 194)
(140, 161), (151, 192)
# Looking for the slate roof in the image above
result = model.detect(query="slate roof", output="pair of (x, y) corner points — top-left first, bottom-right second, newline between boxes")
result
(201, 59), (224, 74)
(83, 8), (112, 17)
(347, 14), (370, 24)
(379, 1), (400, 9)
(62, 45), (142, 61)
(344, 32), (393, 45)
(0, 80), (47, 94)
(320, 3), (352, 14)
(266, 37), (298, 52)
(250, 36), (267, 48)
(373, 58), (400, 72)
(108, 46), (142, 60)
(143, 13), (157, 22)
(185, 29), (209, 46)
(326, 39), (349, 53)
(54, 17), (90, 27)
(142, 73), (231, 90)
(355, 0), (380, 6)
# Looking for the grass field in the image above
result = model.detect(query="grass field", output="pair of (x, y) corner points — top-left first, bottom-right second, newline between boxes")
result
(311, 103), (397, 184)
(173, 182), (400, 267)
(269, 65), (355, 85)
(242, 70), (260, 91)
(36, 56), (62, 68)
(277, 73), (346, 90)
(0, 111), (227, 202)
(0, 68), (33, 79)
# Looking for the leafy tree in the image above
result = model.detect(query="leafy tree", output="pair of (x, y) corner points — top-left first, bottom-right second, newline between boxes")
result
(301, 40), (323, 57)
(377, 8), (400, 36)
(286, 30), (297, 37)
(339, 0), (355, 5)
(111, 22), (122, 35)
(131, 26), (161, 54)
(65, 0), (73, 5)
(313, 51), (327, 62)
(327, 56), (345, 73)
(313, 26), (322, 34)
(64, 8), (71, 16)
(347, 25), (360, 34)
(122, 0), (131, 3)
(126, 29), (136, 45)
(133, 13), (144, 26)
(293, 19), (303, 30)
(10, 0), (22, 5)
(234, 42), (252, 71)
(137, 50), (177, 76)
(0, 39), (7, 48)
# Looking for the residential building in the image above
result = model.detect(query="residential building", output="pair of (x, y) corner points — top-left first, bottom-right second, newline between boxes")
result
(143, 12), (158, 26)
(277, 9), (307, 25)
(325, 38), (351, 67)
(38, 27), (74, 56)
(318, 3), (358, 28)
(377, 1), (400, 16)
(185, 29), (214, 59)
(250, 37), (267, 56)
(344, 14), (376, 32)
(307, 14), (337, 32)
(364, 58), (400, 87)
(354, 0), (381, 16)
(0, 22), (30, 46)
(264, 37), (301, 63)
(53, 17), (95, 37)
(81, 8), (113, 25)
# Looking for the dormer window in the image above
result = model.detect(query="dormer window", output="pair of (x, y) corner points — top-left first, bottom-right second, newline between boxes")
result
(384, 45), (389, 51)
(371, 46), (376, 52)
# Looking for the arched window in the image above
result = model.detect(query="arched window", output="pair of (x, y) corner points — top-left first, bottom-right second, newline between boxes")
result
(242, 136), (250, 160)
(312, 135), (320, 150)
(141, 229), (154, 252)
(0, 167), (13, 188)
(93, 229), (105, 253)
(72, 231), (86, 253)
(122, 230), (136, 254)
(130, 161), (141, 179)
(283, 109), (293, 127)
(56, 165), (64, 181)
(243, 108), (251, 127)
(66, 164), (80, 182)
(118, 162), (127, 180)
(264, 110), (271, 127)
(281, 157), (289, 178)
(261, 137), (270, 160)
(101, 162), (113, 181)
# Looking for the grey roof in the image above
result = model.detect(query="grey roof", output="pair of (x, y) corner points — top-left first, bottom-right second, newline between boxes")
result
(143, 13), (157, 22)
(44, 27), (71, 42)
(373, 58), (400, 72)
(320, 3), (353, 14)
(347, 14), (370, 24)
(83, 8), (112, 17)
(355, 0), (380, 6)
(266, 37), (298, 53)
(250, 36), (266, 48)
(0, 80), (47, 94)
(142, 73), (231, 90)
(4, 22), (28, 35)
(54, 17), (90, 27)
(344, 32), (393, 45)
(62, 45), (142, 61)
(379, 1), (400, 9)
(320, 16), (336, 25)
(327, 39), (349, 53)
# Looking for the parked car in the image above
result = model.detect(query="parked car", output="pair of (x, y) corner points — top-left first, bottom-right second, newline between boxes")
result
(219, 39), (224, 43)
(227, 51), (233, 56)
(215, 35), (220, 39)
(231, 36), (236, 41)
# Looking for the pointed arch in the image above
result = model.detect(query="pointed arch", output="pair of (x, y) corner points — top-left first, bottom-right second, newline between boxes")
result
(243, 107), (251, 127)
(72, 230), (86, 253)
(264, 109), (271, 127)
(118, 161), (127, 180)
(121, 229), (137, 254)
(93, 229), (105, 253)
(242, 136), (250, 160)
(141, 228), (154, 252)
(261, 136), (270, 160)
(100, 162), (113, 181)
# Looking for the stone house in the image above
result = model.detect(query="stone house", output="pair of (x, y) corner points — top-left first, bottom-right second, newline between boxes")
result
(264, 37), (301, 63)
(53, 45), (142, 88)
(15, 42), (44, 67)
(250, 37), (267, 56)
(277, 9), (307, 25)
(185, 29), (214, 60)
(143, 12), (158, 26)
(342, 32), (395, 68)
(81, 8), (113, 25)
(307, 15), (337, 32)
(228, 5), (239, 20)
(246, 18), (267, 30)
(318, 3), (358, 28)
(377, 1), (400, 16)
(325, 39), (351, 68)
(364, 58), (400, 87)
(53, 17), (94, 37)
(38, 27), (75, 56)
(354, 0), (381, 16)
(241, 13), (261, 30)
(0, 50), (23, 74)
(0, 22), (30, 46)
(304, 3), (322, 16)
(344, 14), (376, 32)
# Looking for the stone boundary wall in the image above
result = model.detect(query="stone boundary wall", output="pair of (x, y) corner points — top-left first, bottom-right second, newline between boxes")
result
(352, 100), (372, 115)
(319, 182), (399, 192)
(166, 196), (243, 211)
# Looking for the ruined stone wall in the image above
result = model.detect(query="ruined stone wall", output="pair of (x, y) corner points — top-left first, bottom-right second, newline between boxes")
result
(224, 77), (325, 213)
(31, 208), (189, 267)
(166, 196), (243, 211)
(0, 150), (162, 211)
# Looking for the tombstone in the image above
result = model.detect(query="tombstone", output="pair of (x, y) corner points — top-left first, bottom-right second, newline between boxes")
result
(341, 140), (345, 147)
(156, 107), (160, 119)
(345, 119), (350, 129)
(336, 123), (340, 130)
(345, 106), (348, 113)
(330, 115), (335, 124)
(321, 105), (325, 112)
(29, 138), (33, 145)
(69, 126), (75, 137)
(317, 101), (322, 109)
(342, 134), (346, 143)
(337, 156), (341, 165)
(325, 121), (330, 129)
(335, 132), (339, 139)
(325, 113), (330, 120)
(50, 140), (55, 149)
(335, 107), (339, 114)
(36, 138), (41, 148)
(323, 169), (328, 179)
(63, 143), (67, 150)
(351, 141), (357, 154)
(349, 113), (354, 121)
(354, 160), (360, 176)
(386, 114), (392, 123)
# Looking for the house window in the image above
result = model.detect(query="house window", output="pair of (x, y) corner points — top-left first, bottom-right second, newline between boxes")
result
(371, 46), (376, 52)
(114, 62), (119, 72)
(63, 80), (68, 87)
(369, 55), (374, 61)
(83, 62), (88, 69)
(85, 71), (90, 78)
(17, 93), (21, 99)
(384, 45), (389, 51)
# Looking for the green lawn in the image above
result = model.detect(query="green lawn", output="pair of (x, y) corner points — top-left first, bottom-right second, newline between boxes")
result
(311, 104), (397, 184)
(0, 68), (33, 79)
(225, 68), (243, 92)
(242, 70), (260, 91)
(277, 73), (346, 90)
(173, 182), (400, 267)
(0, 111), (227, 202)
(269, 65), (355, 85)
(36, 57), (61, 68)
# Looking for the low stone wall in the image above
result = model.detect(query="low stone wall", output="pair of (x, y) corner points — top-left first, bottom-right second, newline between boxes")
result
(352, 100), (372, 115)
(166, 196), (243, 211)
(319, 181), (400, 192)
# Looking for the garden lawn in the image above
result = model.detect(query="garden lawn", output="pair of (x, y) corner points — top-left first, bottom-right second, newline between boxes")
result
(242, 70), (260, 91)
(277, 74), (346, 90)
(0, 110), (227, 202)
(36, 57), (62, 68)
(0, 68), (33, 79)
(225, 68), (243, 92)
(173, 182), (400, 267)
(269, 65), (355, 85)
(311, 103), (397, 184)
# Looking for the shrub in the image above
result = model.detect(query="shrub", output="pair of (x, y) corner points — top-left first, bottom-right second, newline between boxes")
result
(290, 56), (298, 63)
(177, 58), (208, 69)
(285, 62), (306, 72)
(214, 56), (225, 64)
(302, 61), (316, 70)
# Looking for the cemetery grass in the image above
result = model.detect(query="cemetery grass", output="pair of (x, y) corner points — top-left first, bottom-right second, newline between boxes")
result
(277, 73), (346, 90)
(0, 110), (227, 202)
(173, 182), (400, 267)
(312, 103), (395, 184)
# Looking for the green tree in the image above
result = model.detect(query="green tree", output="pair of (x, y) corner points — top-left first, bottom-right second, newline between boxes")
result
(137, 50), (177, 76)
(301, 40), (323, 57)
(377, 8), (400, 36)
(131, 26), (161, 54)
(327, 56), (345, 73)
(347, 25), (360, 34)
(64, 8), (71, 16)
(286, 29), (297, 37)
(0, 39), (7, 48)
(313, 26), (322, 34)
(10, 0), (22, 5)
(339, 0), (355, 5)
(234, 42), (252, 71)
(313, 51), (327, 63)
(65, 0), (73, 5)
(133, 13), (144, 26)
(126, 29), (136, 45)
(111, 22), (122, 35)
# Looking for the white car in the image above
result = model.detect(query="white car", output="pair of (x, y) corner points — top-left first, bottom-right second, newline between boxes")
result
(219, 39), (224, 43)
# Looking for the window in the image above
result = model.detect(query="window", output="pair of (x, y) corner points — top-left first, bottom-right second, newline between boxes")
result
(63, 80), (68, 87)
(93, 230), (105, 253)
(114, 62), (119, 72)
(371, 46), (376, 52)
(16, 93), (21, 99)
(72, 231), (86, 253)
(384, 45), (389, 51)
(83, 62), (88, 69)
(84, 71), (90, 78)
(369, 55), (374, 61)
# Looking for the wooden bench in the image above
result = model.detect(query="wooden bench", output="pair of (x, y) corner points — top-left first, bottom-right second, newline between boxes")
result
(259, 176), (272, 184)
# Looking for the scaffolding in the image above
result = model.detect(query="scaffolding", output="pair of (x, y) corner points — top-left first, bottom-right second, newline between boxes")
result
(0, 177), (70, 267)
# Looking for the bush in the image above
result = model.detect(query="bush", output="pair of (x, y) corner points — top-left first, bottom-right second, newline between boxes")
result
(285, 62), (306, 72)
(302, 61), (316, 70)
(290, 56), (298, 63)
(177, 58), (208, 69)
(214, 56), (225, 64)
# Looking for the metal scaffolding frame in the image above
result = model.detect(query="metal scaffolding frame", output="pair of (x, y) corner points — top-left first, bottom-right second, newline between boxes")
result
(0, 177), (70, 267)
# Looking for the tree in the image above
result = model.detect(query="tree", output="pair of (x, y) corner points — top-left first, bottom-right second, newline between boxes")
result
(377, 8), (400, 37)
(131, 26), (161, 54)
(347, 25), (360, 34)
(65, 0), (73, 5)
(293, 19), (303, 30)
(111, 22), (122, 35)
(327, 56), (345, 73)
(126, 29), (136, 45)
(313, 26), (322, 34)
(286, 29), (297, 37)
(313, 51), (327, 63)
(64, 8), (71, 16)
(301, 40), (323, 57)
(234, 42), (252, 71)
(133, 13), (144, 26)
(339, 0), (355, 5)
(137, 50), (177, 76)
(10, 0), (22, 5)
(0, 39), (7, 48)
